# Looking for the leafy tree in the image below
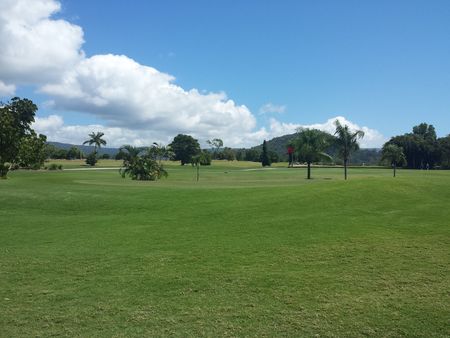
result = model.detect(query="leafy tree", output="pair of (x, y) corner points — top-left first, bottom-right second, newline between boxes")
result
(16, 131), (47, 169)
(169, 134), (201, 165)
(334, 120), (365, 180)
(244, 149), (261, 162)
(148, 143), (174, 164)
(66, 146), (82, 160)
(295, 128), (332, 179)
(387, 123), (440, 169)
(119, 145), (168, 181)
(199, 150), (212, 165)
(0, 97), (39, 178)
(207, 138), (223, 159)
(438, 135), (450, 168)
(222, 147), (236, 161)
(261, 140), (271, 167)
(269, 150), (279, 163)
(381, 144), (406, 177)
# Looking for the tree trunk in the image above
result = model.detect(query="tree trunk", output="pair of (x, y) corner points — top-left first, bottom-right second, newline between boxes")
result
(344, 159), (348, 180)
(307, 162), (311, 179)
(393, 163), (396, 177)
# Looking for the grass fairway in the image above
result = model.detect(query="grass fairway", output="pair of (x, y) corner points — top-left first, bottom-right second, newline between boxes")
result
(0, 164), (449, 337)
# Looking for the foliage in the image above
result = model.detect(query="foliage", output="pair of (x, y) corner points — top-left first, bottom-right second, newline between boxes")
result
(119, 145), (168, 181)
(85, 152), (98, 166)
(148, 143), (174, 164)
(16, 131), (47, 169)
(386, 123), (440, 169)
(83, 131), (107, 151)
(169, 134), (201, 165)
(198, 150), (212, 165)
(261, 140), (271, 167)
(45, 144), (68, 159)
(83, 132), (106, 167)
(207, 138), (223, 159)
(334, 120), (365, 179)
(46, 163), (63, 170)
(295, 128), (332, 179)
(438, 135), (450, 169)
(0, 97), (39, 178)
(66, 146), (82, 160)
(381, 144), (406, 177)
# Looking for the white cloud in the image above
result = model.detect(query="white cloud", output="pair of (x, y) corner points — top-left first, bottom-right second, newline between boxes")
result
(259, 103), (286, 114)
(0, 0), (84, 85)
(1, 0), (386, 149)
(0, 80), (15, 96)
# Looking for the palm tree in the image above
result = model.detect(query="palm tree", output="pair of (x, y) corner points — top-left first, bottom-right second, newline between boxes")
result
(83, 131), (107, 154)
(119, 145), (168, 181)
(381, 144), (406, 177)
(295, 128), (332, 179)
(334, 120), (364, 180)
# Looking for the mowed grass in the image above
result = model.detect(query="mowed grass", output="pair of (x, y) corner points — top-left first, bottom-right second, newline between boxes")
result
(0, 164), (449, 337)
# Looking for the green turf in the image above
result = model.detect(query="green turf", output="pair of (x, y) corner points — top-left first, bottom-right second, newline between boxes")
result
(0, 163), (449, 337)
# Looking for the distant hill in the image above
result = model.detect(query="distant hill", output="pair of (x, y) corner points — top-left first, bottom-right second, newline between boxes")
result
(251, 134), (382, 165)
(48, 142), (120, 156)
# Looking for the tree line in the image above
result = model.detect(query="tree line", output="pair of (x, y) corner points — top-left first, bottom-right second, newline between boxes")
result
(1, 97), (450, 180)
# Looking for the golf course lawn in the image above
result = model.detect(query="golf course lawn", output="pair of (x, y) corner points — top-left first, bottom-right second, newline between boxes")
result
(1, 163), (449, 336)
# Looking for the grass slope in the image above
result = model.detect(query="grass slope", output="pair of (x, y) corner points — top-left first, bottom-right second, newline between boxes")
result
(0, 164), (449, 336)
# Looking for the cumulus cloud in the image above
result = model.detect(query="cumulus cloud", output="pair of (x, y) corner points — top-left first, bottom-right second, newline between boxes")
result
(1, 0), (386, 149)
(0, 80), (15, 96)
(259, 103), (286, 115)
(39, 54), (257, 142)
(0, 0), (84, 85)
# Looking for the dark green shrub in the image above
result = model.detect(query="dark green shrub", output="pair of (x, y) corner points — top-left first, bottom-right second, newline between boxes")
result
(86, 152), (97, 166)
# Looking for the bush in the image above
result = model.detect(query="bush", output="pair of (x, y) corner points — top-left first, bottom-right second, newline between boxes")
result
(47, 163), (61, 170)
(85, 152), (97, 166)
(199, 151), (212, 165)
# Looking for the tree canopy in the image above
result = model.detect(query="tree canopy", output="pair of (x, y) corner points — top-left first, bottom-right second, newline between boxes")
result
(386, 123), (440, 169)
(334, 120), (364, 180)
(381, 144), (406, 177)
(0, 97), (40, 178)
(295, 128), (332, 179)
(169, 134), (201, 165)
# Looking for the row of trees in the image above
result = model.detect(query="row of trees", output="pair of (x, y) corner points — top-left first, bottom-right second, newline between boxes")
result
(286, 121), (450, 179)
(285, 120), (365, 180)
(385, 123), (450, 169)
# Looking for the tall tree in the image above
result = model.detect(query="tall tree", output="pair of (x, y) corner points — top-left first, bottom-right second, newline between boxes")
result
(206, 138), (223, 159)
(387, 123), (440, 169)
(334, 120), (365, 180)
(169, 134), (201, 165)
(83, 131), (106, 166)
(295, 128), (332, 179)
(16, 131), (47, 169)
(83, 131), (107, 152)
(0, 97), (38, 178)
(381, 144), (406, 177)
(261, 140), (271, 167)
(438, 135), (450, 169)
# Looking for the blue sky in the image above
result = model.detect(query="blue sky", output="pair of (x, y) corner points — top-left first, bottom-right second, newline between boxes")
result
(1, 0), (449, 147)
